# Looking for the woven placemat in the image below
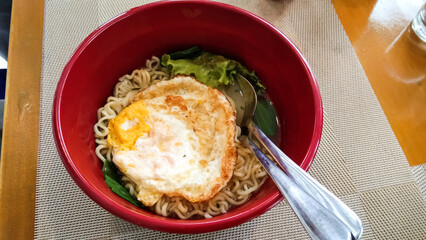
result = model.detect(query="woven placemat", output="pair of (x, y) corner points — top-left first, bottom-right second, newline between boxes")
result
(36, 0), (426, 239)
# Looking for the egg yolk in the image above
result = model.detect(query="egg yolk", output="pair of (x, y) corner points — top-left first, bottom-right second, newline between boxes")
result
(107, 100), (151, 151)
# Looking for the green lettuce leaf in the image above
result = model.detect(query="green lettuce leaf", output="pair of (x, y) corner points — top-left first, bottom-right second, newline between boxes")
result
(161, 47), (265, 92)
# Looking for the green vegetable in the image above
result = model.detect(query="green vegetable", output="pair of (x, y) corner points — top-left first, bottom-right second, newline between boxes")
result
(102, 160), (142, 207)
(169, 45), (203, 60)
(254, 99), (278, 137)
(161, 47), (265, 92)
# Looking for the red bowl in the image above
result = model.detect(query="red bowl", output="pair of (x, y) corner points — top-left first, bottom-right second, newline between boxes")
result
(53, 0), (323, 234)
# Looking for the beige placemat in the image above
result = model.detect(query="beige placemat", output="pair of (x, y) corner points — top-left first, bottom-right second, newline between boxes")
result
(36, 0), (426, 239)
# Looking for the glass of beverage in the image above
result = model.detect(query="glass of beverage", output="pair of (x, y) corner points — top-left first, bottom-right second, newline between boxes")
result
(410, 4), (426, 43)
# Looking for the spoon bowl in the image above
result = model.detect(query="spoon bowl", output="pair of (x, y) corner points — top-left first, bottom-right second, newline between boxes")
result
(235, 75), (258, 127)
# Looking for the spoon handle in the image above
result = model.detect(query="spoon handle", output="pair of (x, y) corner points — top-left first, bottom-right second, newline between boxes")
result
(247, 139), (353, 240)
(250, 123), (363, 239)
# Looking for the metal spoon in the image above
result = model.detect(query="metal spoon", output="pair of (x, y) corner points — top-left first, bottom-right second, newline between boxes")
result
(231, 75), (363, 240)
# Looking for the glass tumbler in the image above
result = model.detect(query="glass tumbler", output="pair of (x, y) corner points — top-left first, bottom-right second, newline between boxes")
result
(411, 4), (426, 42)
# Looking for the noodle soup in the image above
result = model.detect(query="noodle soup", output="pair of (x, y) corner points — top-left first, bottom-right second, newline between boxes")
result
(94, 54), (279, 219)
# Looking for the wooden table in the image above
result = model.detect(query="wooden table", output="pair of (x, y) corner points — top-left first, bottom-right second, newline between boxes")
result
(332, 0), (426, 166)
(0, 0), (425, 239)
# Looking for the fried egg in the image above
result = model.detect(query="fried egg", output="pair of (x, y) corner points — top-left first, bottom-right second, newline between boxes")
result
(107, 76), (237, 206)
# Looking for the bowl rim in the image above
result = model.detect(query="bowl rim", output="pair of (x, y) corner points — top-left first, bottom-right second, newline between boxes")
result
(52, 0), (323, 234)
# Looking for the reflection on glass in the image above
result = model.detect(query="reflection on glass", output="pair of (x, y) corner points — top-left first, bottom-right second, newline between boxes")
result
(384, 22), (426, 84)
